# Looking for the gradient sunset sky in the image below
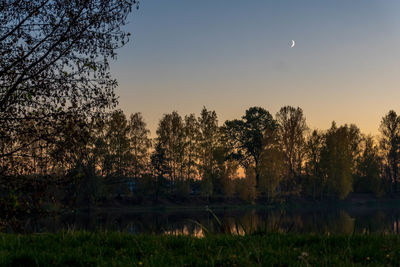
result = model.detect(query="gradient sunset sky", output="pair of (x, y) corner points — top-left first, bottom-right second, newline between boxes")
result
(110, 0), (400, 136)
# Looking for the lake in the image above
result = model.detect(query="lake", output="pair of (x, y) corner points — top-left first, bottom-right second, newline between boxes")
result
(21, 206), (400, 236)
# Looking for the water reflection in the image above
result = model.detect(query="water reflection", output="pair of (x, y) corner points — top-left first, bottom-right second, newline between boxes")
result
(19, 207), (400, 235)
(164, 225), (205, 238)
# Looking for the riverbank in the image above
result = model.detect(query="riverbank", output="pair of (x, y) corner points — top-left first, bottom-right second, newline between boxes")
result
(1, 232), (399, 266)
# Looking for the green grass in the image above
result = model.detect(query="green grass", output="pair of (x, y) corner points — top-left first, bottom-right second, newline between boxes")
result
(1, 232), (400, 266)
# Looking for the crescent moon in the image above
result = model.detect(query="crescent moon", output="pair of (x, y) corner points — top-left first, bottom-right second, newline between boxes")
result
(290, 40), (295, 48)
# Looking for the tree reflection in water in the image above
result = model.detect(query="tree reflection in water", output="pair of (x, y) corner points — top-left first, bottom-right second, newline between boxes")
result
(13, 208), (400, 235)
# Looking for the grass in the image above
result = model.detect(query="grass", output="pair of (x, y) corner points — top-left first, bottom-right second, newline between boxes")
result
(1, 231), (400, 266)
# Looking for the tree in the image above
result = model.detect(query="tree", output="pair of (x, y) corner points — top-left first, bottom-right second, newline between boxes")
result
(154, 111), (185, 189)
(151, 143), (169, 179)
(223, 107), (276, 188)
(151, 142), (170, 201)
(183, 114), (200, 181)
(211, 144), (236, 196)
(103, 110), (131, 177)
(320, 122), (361, 199)
(0, 0), (138, 159)
(128, 112), (152, 179)
(276, 106), (308, 195)
(259, 145), (285, 201)
(220, 160), (238, 197)
(257, 122), (283, 199)
(304, 130), (324, 199)
(49, 113), (93, 172)
(91, 117), (108, 176)
(237, 168), (257, 203)
(354, 136), (383, 196)
(379, 110), (400, 193)
(198, 107), (220, 179)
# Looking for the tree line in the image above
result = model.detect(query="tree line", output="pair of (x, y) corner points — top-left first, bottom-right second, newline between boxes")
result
(0, 0), (138, 228)
(2, 0), (400, 232)
(2, 106), (400, 205)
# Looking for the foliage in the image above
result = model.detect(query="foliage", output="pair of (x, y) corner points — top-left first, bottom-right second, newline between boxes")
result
(276, 106), (308, 195)
(0, 0), (138, 159)
(153, 111), (185, 187)
(237, 168), (257, 203)
(220, 161), (238, 197)
(379, 110), (400, 193)
(354, 136), (383, 197)
(0, 0), (138, 227)
(0, 175), (51, 232)
(129, 113), (152, 179)
(223, 107), (276, 188)
(4, 105), (400, 219)
(320, 123), (360, 199)
(103, 110), (132, 177)
(182, 114), (199, 182)
(198, 107), (220, 179)
(258, 146), (285, 201)
(303, 130), (325, 199)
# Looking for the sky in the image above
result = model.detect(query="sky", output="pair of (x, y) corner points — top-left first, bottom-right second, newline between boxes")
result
(110, 0), (400, 137)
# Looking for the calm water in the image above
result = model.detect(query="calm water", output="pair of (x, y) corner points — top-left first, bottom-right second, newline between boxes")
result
(23, 207), (400, 236)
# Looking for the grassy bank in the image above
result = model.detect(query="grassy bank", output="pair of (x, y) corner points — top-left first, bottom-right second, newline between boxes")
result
(1, 232), (400, 266)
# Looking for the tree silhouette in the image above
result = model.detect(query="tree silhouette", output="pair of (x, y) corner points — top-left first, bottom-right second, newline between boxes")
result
(128, 112), (152, 179)
(154, 112), (185, 190)
(379, 110), (400, 193)
(276, 106), (308, 195)
(103, 110), (131, 177)
(223, 107), (276, 188)
(0, 0), (138, 159)
(198, 107), (220, 180)
(320, 123), (360, 199)
(183, 114), (200, 181)
(304, 130), (324, 200)
(354, 136), (382, 196)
